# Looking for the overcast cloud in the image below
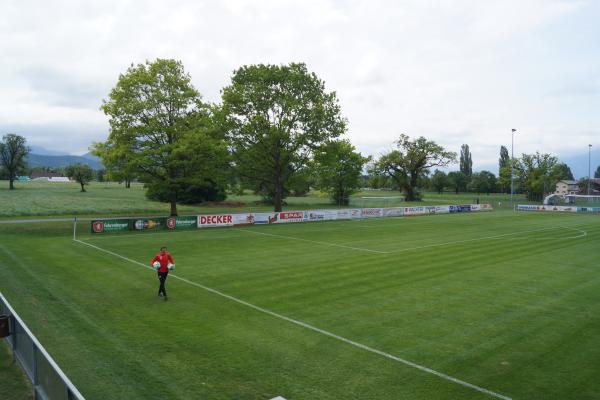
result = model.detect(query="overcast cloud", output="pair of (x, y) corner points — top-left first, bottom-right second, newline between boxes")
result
(1, 0), (599, 175)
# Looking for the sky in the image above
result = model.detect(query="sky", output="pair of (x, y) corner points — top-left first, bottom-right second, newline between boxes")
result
(1, 0), (599, 176)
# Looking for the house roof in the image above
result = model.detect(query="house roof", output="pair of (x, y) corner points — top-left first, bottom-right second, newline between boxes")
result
(30, 171), (65, 179)
(557, 180), (578, 185)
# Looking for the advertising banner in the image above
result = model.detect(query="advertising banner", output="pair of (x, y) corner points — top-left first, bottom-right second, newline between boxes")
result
(198, 214), (234, 228)
(361, 208), (383, 218)
(480, 203), (493, 210)
(403, 206), (432, 216)
(336, 209), (362, 220)
(133, 218), (165, 231)
(304, 209), (339, 222)
(578, 207), (600, 213)
(165, 216), (198, 230)
(471, 204), (481, 211)
(449, 205), (471, 213)
(274, 211), (305, 223)
(253, 212), (276, 224)
(91, 219), (131, 234)
(435, 205), (450, 214)
(232, 213), (255, 226)
(517, 205), (579, 212)
(382, 207), (404, 217)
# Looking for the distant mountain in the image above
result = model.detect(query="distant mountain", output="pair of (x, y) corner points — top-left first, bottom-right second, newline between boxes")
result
(26, 153), (104, 170)
(28, 145), (66, 156)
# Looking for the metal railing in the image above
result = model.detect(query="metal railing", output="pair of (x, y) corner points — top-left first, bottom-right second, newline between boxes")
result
(0, 292), (85, 400)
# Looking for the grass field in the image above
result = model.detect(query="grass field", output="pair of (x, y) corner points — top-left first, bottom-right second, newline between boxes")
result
(1, 210), (599, 399)
(0, 180), (526, 218)
(0, 341), (32, 400)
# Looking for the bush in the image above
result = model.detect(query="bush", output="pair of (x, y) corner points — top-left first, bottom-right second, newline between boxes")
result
(145, 180), (226, 205)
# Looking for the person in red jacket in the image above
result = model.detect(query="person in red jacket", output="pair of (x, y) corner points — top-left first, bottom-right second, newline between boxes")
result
(150, 246), (175, 300)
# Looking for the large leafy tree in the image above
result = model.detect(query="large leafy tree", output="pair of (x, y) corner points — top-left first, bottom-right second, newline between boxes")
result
(91, 141), (136, 187)
(430, 169), (448, 194)
(460, 144), (473, 177)
(0, 134), (30, 190)
(65, 163), (94, 192)
(220, 63), (346, 212)
(313, 140), (370, 205)
(99, 59), (229, 215)
(595, 165), (600, 179)
(447, 171), (468, 194)
(470, 170), (497, 195)
(375, 135), (456, 201)
(551, 162), (574, 181)
(515, 152), (558, 201)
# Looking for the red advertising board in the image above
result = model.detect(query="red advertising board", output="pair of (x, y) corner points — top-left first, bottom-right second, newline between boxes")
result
(198, 214), (234, 228)
(275, 211), (305, 223)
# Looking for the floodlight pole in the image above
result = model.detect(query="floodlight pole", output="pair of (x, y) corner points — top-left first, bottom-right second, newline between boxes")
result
(589, 144), (593, 196)
(511, 129), (516, 209)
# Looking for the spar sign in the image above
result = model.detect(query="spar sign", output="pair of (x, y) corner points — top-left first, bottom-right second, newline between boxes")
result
(274, 211), (304, 223)
(198, 214), (234, 228)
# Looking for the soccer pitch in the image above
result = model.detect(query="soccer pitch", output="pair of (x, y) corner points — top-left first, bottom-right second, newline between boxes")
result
(1, 211), (599, 399)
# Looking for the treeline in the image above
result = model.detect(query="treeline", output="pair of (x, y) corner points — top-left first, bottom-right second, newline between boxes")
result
(3, 59), (598, 211)
(366, 143), (584, 202)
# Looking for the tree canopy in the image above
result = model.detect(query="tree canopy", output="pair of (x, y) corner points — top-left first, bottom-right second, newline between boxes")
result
(516, 152), (559, 201)
(66, 163), (93, 192)
(460, 144), (473, 177)
(375, 135), (456, 201)
(430, 169), (448, 194)
(313, 140), (370, 205)
(0, 134), (30, 190)
(98, 58), (229, 215)
(220, 63), (346, 211)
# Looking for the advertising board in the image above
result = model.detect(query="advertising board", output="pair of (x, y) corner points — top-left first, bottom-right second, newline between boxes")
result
(304, 210), (339, 222)
(198, 214), (234, 228)
(91, 219), (131, 234)
(274, 211), (305, 223)
(361, 208), (383, 218)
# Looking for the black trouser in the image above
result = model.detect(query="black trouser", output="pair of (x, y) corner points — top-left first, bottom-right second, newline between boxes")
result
(157, 271), (169, 296)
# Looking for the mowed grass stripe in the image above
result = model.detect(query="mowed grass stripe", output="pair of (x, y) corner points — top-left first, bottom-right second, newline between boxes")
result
(75, 237), (514, 400)
(2, 211), (599, 399)
(1, 237), (494, 399)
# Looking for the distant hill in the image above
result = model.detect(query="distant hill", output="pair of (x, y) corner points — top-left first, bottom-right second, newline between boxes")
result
(26, 153), (104, 170)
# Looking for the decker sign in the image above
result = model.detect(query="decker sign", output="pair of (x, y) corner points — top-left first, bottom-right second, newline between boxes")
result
(198, 214), (234, 228)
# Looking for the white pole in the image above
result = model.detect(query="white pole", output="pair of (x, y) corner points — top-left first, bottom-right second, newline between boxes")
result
(73, 216), (77, 240)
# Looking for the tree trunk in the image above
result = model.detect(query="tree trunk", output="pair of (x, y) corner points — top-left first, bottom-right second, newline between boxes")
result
(126, 179), (131, 189)
(80, 182), (86, 192)
(274, 184), (283, 212)
(9, 178), (14, 190)
(404, 174), (419, 201)
(170, 190), (178, 216)
(273, 152), (283, 212)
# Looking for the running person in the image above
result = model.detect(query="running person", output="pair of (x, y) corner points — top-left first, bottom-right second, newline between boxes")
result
(150, 246), (175, 300)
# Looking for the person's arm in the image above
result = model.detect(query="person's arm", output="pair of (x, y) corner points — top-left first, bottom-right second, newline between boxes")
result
(168, 254), (175, 264)
(150, 255), (158, 265)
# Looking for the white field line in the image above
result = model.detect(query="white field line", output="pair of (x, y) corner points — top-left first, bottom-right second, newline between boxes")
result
(233, 228), (390, 254)
(73, 238), (511, 400)
(388, 225), (587, 254)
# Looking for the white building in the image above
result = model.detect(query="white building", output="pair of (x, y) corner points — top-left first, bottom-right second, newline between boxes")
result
(554, 180), (579, 195)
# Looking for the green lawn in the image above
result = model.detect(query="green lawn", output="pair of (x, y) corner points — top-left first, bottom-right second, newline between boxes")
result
(0, 180), (527, 218)
(1, 210), (598, 399)
(0, 340), (32, 400)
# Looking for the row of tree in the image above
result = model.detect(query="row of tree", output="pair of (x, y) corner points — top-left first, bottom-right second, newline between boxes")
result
(3, 59), (599, 212)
